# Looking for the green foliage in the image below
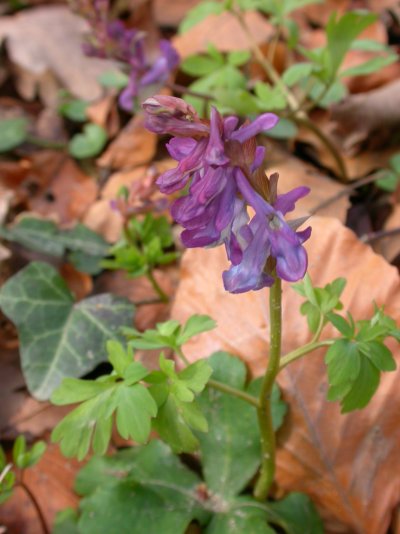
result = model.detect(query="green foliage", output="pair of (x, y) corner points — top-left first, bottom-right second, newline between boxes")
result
(12, 435), (46, 469)
(54, 351), (320, 533)
(0, 436), (47, 504)
(59, 99), (89, 122)
(293, 274), (346, 333)
(0, 117), (29, 152)
(0, 262), (134, 399)
(0, 217), (109, 274)
(69, 123), (107, 159)
(98, 70), (130, 89)
(51, 340), (156, 460)
(122, 314), (216, 351)
(325, 307), (398, 412)
(101, 213), (178, 277)
(179, 1), (225, 33)
(376, 153), (400, 192)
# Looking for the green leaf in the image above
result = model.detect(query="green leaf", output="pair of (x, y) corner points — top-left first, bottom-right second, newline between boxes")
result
(0, 469), (15, 504)
(181, 54), (224, 76)
(282, 62), (314, 87)
(115, 384), (157, 443)
(0, 217), (109, 274)
(51, 378), (114, 405)
(264, 118), (298, 139)
(227, 50), (251, 67)
(177, 314), (217, 345)
(340, 54), (397, 77)
(325, 339), (361, 387)
(327, 312), (354, 337)
(255, 82), (287, 111)
(59, 99), (88, 122)
(351, 39), (390, 52)
(0, 262), (134, 399)
(206, 497), (275, 534)
(106, 340), (132, 376)
(76, 441), (208, 534)
(179, 1), (224, 33)
(307, 79), (347, 107)
(359, 341), (396, 372)
(268, 492), (324, 534)
(341, 357), (380, 412)
(326, 11), (377, 77)
(12, 435), (26, 467)
(390, 153), (400, 173)
(376, 170), (400, 191)
(53, 509), (80, 534)
(178, 360), (213, 394)
(69, 123), (107, 159)
(98, 70), (129, 89)
(0, 117), (29, 152)
(197, 352), (261, 498)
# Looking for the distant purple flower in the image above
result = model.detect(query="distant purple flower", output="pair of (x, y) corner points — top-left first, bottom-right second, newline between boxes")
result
(143, 95), (311, 293)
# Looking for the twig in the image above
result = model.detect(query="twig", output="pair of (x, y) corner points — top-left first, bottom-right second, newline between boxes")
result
(309, 172), (381, 216)
(18, 472), (50, 534)
(361, 227), (400, 244)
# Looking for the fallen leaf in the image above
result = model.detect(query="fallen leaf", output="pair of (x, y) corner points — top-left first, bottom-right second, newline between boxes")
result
(154, 0), (202, 27)
(97, 114), (157, 171)
(171, 216), (400, 534)
(83, 199), (123, 243)
(28, 156), (98, 224)
(267, 144), (349, 221)
(59, 263), (93, 301)
(172, 10), (274, 58)
(0, 6), (117, 104)
(0, 443), (80, 533)
(86, 94), (120, 138)
(379, 204), (400, 263)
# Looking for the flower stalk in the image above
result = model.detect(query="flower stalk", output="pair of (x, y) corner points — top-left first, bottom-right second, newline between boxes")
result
(254, 276), (282, 501)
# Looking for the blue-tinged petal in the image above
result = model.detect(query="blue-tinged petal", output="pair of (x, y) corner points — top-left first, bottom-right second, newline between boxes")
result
(205, 107), (229, 165)
(230, 113), (279, 143)
(274, 186), (310, 215)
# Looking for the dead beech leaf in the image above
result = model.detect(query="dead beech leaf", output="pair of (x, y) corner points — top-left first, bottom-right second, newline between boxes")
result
(267, 145), (349, 221)
(97, 114), (157, 171)
(59, 263), (93, 301)
(0, 443), (80, 533)
(379, 204), (400, 263)
(171, 216), (400, 534)
(83, 199), (123, 243)
(86, 94), (120, 138)
(29, 157), (98, 224)
(154, 0), (201, 27)
(172, 10), (274, 58)
(0, 6), (117, 104)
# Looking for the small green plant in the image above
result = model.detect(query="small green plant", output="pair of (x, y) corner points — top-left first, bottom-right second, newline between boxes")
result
(102, 212), (179, 302)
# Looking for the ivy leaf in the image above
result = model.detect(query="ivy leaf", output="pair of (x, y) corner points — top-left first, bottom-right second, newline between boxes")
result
(0, 262), (134, 399)
(0, 117), (29, 152)
(69, 123), (107, 159)
(0, 217), (109, 274)
(75, 441), (209, 534)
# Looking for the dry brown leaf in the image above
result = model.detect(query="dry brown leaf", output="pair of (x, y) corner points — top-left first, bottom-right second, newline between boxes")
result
(59, 263), (93, 301)
(154, 0), (202, 27)
(83, 199), (123, 243)
(0, 443), (80, 533)
(0, 6), (117, 104)
(297, 110), (400, 180)
(172, 10), (274, 58)
(267, 145), (349, 220)
(86, 94), (120, 138)
(380, 204), (400, 262)
(97, 114), (157, 171)
(28, 157), (98, 224)
(171, 216), (400, 534)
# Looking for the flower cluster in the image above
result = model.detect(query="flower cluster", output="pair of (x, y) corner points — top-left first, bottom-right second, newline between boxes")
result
(73, 0), (179, 111)
(143, 95), (311, 293)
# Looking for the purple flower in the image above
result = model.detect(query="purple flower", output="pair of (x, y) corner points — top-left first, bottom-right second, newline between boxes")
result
(143, 95), (311, 293)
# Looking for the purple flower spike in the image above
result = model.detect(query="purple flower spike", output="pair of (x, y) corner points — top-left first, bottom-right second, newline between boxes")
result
(142, 95), (311, 293)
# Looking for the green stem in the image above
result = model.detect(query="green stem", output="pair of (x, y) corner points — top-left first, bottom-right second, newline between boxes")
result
(279, 339), (334, 370)
(176, 348), (259, 407)
(253, 277), (282, 501)
(207, 378), (259, 407)
(146, 270), (169, 303)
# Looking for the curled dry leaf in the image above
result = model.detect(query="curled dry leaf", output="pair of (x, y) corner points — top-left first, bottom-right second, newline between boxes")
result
(0, 6), (117, 104)
(379, 204), (400, 263)
(172, 10), (274, 58)
(97, 114), (157, 171)
(171, 216), (400, 534)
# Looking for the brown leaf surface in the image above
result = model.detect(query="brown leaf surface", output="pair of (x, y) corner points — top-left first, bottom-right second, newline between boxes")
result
(97, 114), (157, 171)
(171, 216), (400, 534)
(0, 443), (80, 533)
(0, 6), (117, 104)
(172, 10), (274, 58)
(380, 204), (400, 262)
(154, 0), (201, 27)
